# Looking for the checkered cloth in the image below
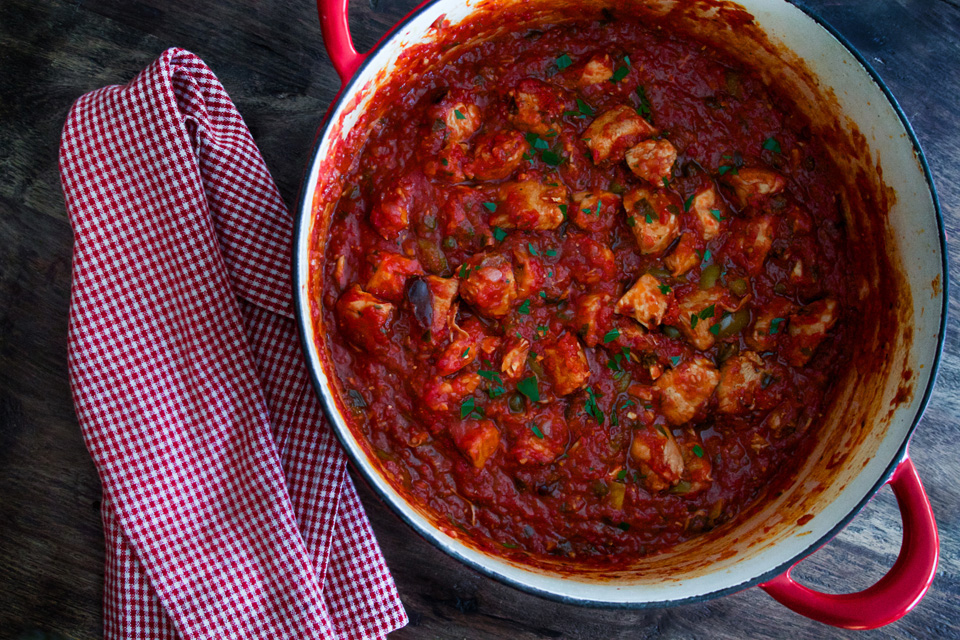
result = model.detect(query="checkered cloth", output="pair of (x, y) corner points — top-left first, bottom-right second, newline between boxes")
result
(59, 48), (408, 639)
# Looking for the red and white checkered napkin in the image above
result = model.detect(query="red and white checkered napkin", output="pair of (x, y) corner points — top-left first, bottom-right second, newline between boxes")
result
(59, 48), (408, 639)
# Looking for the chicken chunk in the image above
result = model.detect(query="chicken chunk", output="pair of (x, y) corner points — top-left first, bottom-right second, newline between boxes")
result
(572, 292), (614, 347)
(726, 215), (776, 275)
(616, 274), (671, 329)
(542, 332), (591, 396)
(725, 167), (786, 210)
(571, 190), (621, 233)
(745, 297), (797, 352)
(664, 233), (700, 276)
(458, 253), (518, 318)
(500, 336), (531, 381)
(630, 425), (684, 492)
(675, 286), (735, 351)
(508, 78), (570, 135)
(335, 285), (395, 354)
(676, 430), (713, 495)
(366, 253), (423, 303)
(450, 419), (500, 469)
(508, 405), (569, 465)
(576, 53), (614, 86)
(512, 243), (546, 300)
(625, 139), (677, 184)
(716, 351), (766, 414)
(369, 179), (413, 239)
(492, 179), (568, 231)
(584, 105), (657, 165)
(655, 356), (720, 425)
(623, 187), (682, 255)
(422, 371), (481, 413)
(690, 185), (723, 241)
(785, 298), (839, 366)
(441, 101), (482, 143)
(563, 233), (617, 286)
(436, 316), (488, 376)
(406, 275), (459, 341)
(466, 129), (529, 181)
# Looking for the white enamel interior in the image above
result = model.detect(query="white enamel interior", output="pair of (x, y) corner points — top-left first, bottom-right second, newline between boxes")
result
(295, 0), (944, 604)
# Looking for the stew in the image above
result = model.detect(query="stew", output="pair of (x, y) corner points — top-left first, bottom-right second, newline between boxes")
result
(315, 14), (870, 564)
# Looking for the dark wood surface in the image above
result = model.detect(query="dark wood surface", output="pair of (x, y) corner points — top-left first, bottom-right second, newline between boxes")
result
(1, 0), (958, 637)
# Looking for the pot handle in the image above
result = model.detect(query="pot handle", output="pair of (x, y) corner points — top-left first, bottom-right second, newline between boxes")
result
(317, 0), (368, 82)
(759, 454), (938, 629)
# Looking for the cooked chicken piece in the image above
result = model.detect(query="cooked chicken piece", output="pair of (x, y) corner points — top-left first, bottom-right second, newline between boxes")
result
(745, 297), (797, 352)
(406, 275), (459, 341)
(570, 189), (620, 233)
(625, 139), (677, 184)
(542, 332), (591, 396)
(584, 105), (657, 165)
(512, 243), (546, 300)
(369, 179), (413, 239)
(675, 286), (735, 350)
(676, 429), (713, 495)
(690, 185), (723, 241)
(493, 179), (568, 231)
(716, 351), (766, 414)
(654, 356), (720, 425)
(500, 336), (531, 381)
(449, 419), (500, 469)
(572, 292), (614, 348)
(664, 233), (700, 276)
(436, 316), (489, 376)
(616, 274), (670, 329)
(422, 371), (481, 413)
(725, 167), (786, 209)
(508, 405), (569, 465)
(726, 215), (776, 275)
(335, 285), (395, 354)
(366, 253), (423, 303)
(563, 233), (617, 286)
(785, 298), (839, 366)
(631, 424), (684, 492)
(623, 186), (681, 255)
(465, 129), (529, 181)
(508, 78), (570, 135)
(458, 253), (518, 318)
(442, 102), (482, 142)
(576, 53), (614, 86)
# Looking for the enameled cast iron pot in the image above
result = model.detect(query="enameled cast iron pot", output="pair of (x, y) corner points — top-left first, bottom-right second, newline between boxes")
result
(293, 0), (948, 629)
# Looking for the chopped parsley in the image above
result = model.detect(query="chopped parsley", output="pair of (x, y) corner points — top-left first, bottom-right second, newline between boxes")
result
(611, 63), (629, 83)
(710, 208), (724, 222)
(616, 469), (628, 481)
(530, 423), (545, 439)
(708, 323), (721, 336)
(769, 317), (785, 335)
(556, 53), (572, 70)
(454, 109), (466, 120)
(683, 193), (695, 213)
(483, 201), (497, 212)
(460, 396), (484, 419)
(493, 226), (508, 242)
(661, 176), (670, 189)
(658, 284), (672, 295)
(528, 242), (539, 256)
(535, 325), (549, 339)
(518, 299), (531, 315)
(762, 136), (782, 153)
(718, 164), (739, 176)
(576, 98), (595, 117)
(692, 444), (705, 458)
(645, 212), (654, 224)
(517, 376), (540, 402)
(558, 204), (568, 218)
(461, 347), (471, 358)
(541, 150), (563, 166)
(603, 328), (620, 344)
(584, 386), (604, 423)
(636, 86), (653, 122)
(545, 248), (558, 257)
(690, 314), (699, 330)
(700, 304), (716, 320)
(441, 158), (449, 167)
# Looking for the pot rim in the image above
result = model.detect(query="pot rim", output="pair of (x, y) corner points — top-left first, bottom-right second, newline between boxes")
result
(292, 0), (948, 607)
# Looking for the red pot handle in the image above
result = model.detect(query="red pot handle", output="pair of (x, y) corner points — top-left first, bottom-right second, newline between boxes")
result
(760, 454), (938, 629)
(317, 0), (368, 82)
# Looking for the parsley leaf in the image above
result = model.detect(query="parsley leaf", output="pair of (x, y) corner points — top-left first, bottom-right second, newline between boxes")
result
(603, 328), (620, 344)
(454, 109), (466, 120)
(556, 53), (572, 70)
(670, 356), (681, 367)
(493, 226), (507, 242)
(518, 300), (531, 315)
(584, 386), (604, 423)
(710, 208), (724, 222)
(530, 423), (545, 439)
(576, 98), (595, 117)
(691, 314), (699, 329)
(658, 284), (671, 295)
(769, 317), (785, 335)
(762, 137), (782, 153)
(483, 201), (497, 212)
(699, 304), (716, 320)
(545, 248), (558, 257)
(460, 396), (484, 419)
(541, 150), (563, 166)
(636, 86), (653, 122)
(692, 444), (705, 458)
(683, 193), (695, 212)
(528, 242), (539, 256)
(517, 376), (540, 402)
(611, 65), (629, 83)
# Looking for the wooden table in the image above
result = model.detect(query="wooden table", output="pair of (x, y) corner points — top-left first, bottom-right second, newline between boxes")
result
(1, 0), (957, 637)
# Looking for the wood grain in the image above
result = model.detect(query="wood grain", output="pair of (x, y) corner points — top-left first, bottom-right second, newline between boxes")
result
(0, 0), (957, 637)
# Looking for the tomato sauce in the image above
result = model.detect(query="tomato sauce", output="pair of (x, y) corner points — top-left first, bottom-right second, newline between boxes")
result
(315, 14), (868, 565)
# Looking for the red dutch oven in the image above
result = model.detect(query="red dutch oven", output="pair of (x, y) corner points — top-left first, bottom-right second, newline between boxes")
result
(293, 0), (948, 629)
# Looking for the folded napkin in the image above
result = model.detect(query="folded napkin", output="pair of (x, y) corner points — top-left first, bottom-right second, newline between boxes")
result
(59, 48), (408, 639)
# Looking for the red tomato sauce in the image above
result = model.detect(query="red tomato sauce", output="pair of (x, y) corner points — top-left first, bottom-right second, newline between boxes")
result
(315, 15), (868, 565)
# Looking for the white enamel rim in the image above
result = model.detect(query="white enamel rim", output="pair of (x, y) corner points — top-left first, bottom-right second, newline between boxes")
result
(293, 0), (947, 607)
